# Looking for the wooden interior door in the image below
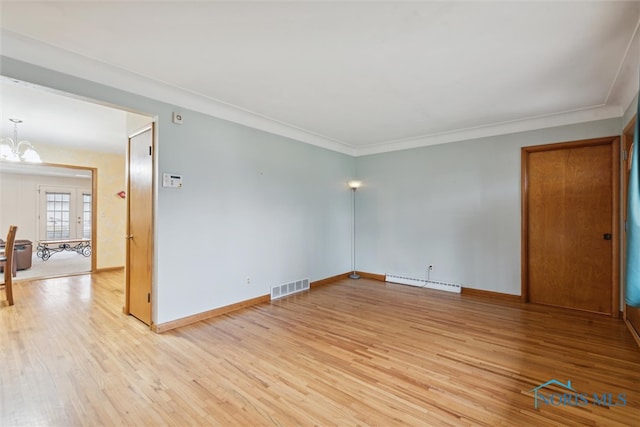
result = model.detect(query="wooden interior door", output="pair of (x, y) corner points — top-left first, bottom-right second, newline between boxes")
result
(522, 137), (620, 315)
(623, 116), (640, 340)
(126, 125), (154, 325)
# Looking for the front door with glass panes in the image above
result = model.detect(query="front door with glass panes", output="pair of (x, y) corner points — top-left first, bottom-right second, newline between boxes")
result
(39, 186), (92, 241)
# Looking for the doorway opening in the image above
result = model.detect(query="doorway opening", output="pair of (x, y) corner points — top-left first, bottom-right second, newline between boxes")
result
(0, 163), (96, 281)
(1, 77), (154, 311)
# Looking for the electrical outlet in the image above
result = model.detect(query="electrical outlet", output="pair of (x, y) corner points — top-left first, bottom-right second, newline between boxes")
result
(246, 277), (251, 285)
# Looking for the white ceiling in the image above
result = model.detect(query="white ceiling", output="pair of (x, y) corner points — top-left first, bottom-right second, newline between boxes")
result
(0, 78), (151, 155)
(0, 1), (639, 156)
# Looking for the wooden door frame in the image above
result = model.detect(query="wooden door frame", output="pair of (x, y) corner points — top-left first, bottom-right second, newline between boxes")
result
(123, 124), (155, 324)
(521, 136), (620, 316)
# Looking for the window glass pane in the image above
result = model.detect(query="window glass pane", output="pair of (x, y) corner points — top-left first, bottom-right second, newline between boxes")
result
(83, 193), (92, 239)
(45, 192), (71, 239)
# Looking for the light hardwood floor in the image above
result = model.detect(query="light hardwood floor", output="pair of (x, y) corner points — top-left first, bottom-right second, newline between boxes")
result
(2, 272), (640, 426)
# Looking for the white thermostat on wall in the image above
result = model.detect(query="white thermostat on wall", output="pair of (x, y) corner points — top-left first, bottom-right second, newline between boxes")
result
(163, 173), (183, 188)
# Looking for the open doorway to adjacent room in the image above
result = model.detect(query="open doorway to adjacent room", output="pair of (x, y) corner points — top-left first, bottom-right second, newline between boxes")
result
(0, 163), (95, 280)
(0, 77), (152, 282)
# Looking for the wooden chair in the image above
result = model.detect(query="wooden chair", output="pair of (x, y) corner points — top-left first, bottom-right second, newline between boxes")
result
(0, 225), (18, 306)
(0, 238), (17, 277)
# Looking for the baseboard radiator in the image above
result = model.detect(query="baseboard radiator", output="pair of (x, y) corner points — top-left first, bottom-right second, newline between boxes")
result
(271, 277), (310, 300)
(385, 274), (462, 293)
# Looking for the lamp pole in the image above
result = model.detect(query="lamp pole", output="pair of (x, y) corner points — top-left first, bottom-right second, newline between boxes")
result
(348, 180), (361, 279)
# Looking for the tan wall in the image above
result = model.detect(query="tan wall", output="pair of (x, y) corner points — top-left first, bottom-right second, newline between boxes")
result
(32, 146), (126, 269)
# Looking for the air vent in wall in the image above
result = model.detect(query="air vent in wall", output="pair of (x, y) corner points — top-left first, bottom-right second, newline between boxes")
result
(271, 277), (310, 300)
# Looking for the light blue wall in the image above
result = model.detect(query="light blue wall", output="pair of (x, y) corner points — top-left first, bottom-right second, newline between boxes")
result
(355, 118), (622, 295)
(2, 55), (634, 316)
(156, 111), (354, 322)
(1, 57), (355, 324)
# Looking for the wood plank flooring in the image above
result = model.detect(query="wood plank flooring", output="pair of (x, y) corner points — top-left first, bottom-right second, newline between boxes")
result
(2, 272), (640, 426)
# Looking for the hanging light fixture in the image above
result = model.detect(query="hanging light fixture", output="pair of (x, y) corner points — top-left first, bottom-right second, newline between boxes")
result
(0, 118), (42, 163)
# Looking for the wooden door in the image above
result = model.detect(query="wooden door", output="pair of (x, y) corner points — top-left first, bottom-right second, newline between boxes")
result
(126, 125), (154, 325)
(623, 116), (640, 340)
(522, 137), (619, 315)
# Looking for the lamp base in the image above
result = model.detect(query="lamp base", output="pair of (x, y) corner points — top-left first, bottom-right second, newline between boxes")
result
(349, 272), (361, 279)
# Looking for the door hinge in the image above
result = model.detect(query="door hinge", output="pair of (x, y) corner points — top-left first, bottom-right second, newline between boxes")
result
(148, 146), (152, 156)
(147, 293), (150, 303)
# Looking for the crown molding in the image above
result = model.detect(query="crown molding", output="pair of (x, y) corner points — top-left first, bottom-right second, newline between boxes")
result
(1, 29), (634, 159)
(353, 104), (623, 157)
(605, 15), (640, 120)
(0, 30), (356, 156)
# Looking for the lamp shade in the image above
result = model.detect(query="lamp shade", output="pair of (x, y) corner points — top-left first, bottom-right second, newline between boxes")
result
(21, 146), (42, 163)
(348, 180), (362, 189)
(1, 119), (42, 163)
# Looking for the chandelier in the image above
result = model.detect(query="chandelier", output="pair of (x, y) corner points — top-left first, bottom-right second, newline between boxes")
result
(0, 118), (42, 163)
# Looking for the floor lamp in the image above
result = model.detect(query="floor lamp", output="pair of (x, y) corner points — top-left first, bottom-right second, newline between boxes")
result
(348, 180), (362, 279)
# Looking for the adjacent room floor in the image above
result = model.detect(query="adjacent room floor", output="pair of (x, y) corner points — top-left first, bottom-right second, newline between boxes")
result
(12, 250), (91, 282)
(2, 272), (640, 426)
